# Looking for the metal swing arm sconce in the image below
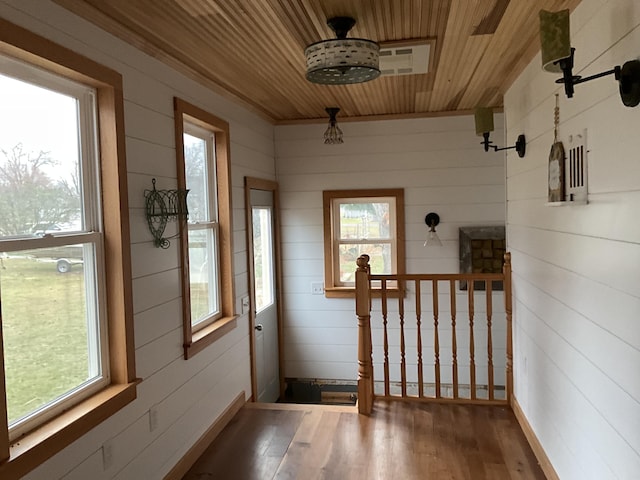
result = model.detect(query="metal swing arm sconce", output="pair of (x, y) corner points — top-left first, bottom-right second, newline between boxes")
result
(474, 107), (526, 158)
(553, 48), (640, 105)
(540, 9), (640, 107)
(144, 178), (189, 249)
(480, 131), (527, 157)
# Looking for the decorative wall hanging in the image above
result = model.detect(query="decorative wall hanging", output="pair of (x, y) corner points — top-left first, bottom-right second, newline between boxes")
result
(565, 130), (588, 203)
(459, 226), (505, 291)
(548, 94), (565, 202)
(144, 178), (189, 248)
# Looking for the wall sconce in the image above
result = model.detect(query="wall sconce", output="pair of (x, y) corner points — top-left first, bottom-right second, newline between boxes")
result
(324, 107), (344, 144)
(144, 178), (189, 249)
(424, 212), (443, 247)
(474, 107), (526, 158)
(539, 9), (640, 107)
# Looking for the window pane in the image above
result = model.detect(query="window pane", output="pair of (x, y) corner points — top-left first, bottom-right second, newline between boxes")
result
(339, 202), (391, 240)
(252, 207), (274, 312)
(0, 245), (100, 426)
(0, 73), (83, 237)
(184, 133), (209, 223)
(338, 243), (392, 283)
(189, 228), (219, 325)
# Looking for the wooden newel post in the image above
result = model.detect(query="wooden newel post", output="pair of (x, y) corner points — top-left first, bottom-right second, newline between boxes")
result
(356, 254), (373, 414)
(503, 252), (513, 404)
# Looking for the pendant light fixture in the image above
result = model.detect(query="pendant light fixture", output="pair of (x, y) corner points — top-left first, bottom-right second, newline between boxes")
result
(305, 17), (380, 85)
(324, 107), (343, 144)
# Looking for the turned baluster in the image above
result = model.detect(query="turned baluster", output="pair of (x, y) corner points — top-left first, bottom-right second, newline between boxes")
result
(450, 279), (458, 399)
(399, 287), (407, 397)
(432, 280), (441, 398)
(382, 279), (390, 397)
(468, 279), (476, 400)
(415, 280), (424, 398)
(486, 280), (494, 400)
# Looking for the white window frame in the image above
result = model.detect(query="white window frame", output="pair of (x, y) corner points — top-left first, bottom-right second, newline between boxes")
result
(183, 123), (222, 329)
(174, 98), (237, 359)
(0, 18), (137, 478)
(0, 59), (110, 441)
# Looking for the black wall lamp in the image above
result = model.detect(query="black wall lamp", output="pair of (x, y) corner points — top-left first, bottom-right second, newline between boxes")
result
(424, 212), (442, 247)
(474, 107), (526, 158)
(539, 9), (640, 107)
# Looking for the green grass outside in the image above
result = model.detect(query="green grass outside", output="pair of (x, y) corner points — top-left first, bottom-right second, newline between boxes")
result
(190, 282), (211, 323)
(0, 256), (90, 424)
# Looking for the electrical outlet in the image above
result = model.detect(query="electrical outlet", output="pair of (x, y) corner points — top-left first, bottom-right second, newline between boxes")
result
(311, 282), (324, 295)
(149, 406), (159, 432)
(241, 295), (250, 314)
(102, 440), (114, 470)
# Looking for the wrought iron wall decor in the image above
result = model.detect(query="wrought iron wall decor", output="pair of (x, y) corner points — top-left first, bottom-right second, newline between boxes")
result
(144, 178), (189, 248)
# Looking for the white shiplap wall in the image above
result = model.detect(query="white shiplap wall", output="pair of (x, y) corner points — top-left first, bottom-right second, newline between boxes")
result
(504, 0), (640, 478)
(275, 115), (507, 382)
(0, 1), (275, 479)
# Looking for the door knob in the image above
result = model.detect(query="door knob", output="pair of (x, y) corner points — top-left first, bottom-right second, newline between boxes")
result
(255, 324), (263, 331)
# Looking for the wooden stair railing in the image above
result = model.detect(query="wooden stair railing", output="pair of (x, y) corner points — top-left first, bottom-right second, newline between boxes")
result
(355, 253), (513, 415)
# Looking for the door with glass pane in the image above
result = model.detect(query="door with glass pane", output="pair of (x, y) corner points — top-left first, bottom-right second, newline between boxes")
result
(246, 178), (281, 403)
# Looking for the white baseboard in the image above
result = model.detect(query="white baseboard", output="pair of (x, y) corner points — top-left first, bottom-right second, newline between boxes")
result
(511, 396), (560, 480)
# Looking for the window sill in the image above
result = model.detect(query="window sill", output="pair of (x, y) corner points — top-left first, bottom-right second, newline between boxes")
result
(184, 315), (239, 359)
(2, 381), (139, 480)
(324, 287), (404, 299)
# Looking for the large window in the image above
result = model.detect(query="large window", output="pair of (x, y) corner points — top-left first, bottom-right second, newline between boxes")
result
(0, 55), (108, 441)
(174, 98), (236, 359)
(323, 189), (405, 298)
(0, 19), (136, 477)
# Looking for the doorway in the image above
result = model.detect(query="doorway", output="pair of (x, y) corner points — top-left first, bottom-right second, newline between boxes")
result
(245, 177), (283, 403)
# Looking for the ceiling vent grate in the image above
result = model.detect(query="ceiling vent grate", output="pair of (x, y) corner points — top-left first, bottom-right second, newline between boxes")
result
(378, 41), (431, 77)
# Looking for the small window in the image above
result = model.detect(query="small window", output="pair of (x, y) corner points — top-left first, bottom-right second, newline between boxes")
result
(174, 98), (236, 359)
(323, 189), (405, 298)
(252, 206), (275, 312)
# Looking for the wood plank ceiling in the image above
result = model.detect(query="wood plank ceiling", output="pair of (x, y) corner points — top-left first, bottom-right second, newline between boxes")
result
(53, 0), (581, 123)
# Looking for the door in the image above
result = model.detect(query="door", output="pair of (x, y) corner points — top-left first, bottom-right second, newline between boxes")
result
(245, 178), (282, 403)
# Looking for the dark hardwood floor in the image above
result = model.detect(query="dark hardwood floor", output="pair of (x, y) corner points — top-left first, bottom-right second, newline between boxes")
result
(183, 400), (546, 480)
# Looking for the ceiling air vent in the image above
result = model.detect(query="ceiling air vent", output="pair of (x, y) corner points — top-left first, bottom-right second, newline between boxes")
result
(378, 40), (432, 77)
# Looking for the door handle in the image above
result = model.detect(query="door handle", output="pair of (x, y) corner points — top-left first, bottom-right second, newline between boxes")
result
(255, 324), (263, 331)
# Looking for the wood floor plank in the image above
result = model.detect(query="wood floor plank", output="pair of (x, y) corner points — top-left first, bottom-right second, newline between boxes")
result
(182, 400), (546, 480)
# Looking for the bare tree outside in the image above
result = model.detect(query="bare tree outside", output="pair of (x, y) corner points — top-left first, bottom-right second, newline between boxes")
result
(0, 143), (80, 236)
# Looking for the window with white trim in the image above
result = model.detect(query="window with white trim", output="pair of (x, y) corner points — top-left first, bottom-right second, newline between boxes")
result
(0, 56), (109, 441)
(175, 98), (236, 359)
(0, 18), (136, 477)
(183, 123), (222, 329)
